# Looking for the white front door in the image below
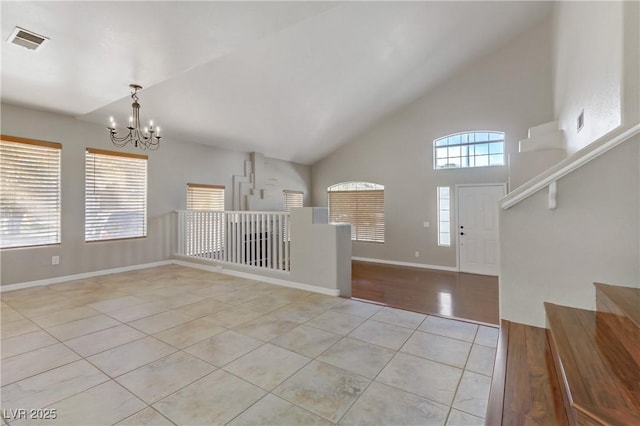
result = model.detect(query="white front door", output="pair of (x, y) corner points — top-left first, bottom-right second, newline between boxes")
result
(457, 184), (505, 276)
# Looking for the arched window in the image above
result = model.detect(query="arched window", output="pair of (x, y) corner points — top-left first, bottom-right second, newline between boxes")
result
(434, 131), (505, 169)
(328, 182), (384, 243)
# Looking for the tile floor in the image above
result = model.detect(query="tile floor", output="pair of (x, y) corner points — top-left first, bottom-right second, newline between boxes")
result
(1, 265), (498, 425)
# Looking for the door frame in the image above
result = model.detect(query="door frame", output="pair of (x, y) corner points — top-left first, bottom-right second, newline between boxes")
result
(454, 183), (507, 274)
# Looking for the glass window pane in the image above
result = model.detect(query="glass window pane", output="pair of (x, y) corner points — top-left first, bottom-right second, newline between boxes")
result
(439, 187), (449, 197)
(440, 210), (450, 221)
(475, 143), (489, 155)
(475, 155), (489, 167)
(436, 147), (448, 159)
(450, 134), (461, 145)
(440, 233), (450, 246)
(476, 132), (489, 142)
(440, 199), (450, 210)
(489, 132), (503, 141)
(489, 142), (503, 154)
(490, 154), (504, 165)
(435, 139), (447, 147)
(448, 146), (461, 157)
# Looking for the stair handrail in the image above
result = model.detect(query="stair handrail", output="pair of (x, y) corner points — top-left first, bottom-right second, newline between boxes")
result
(501, 123), (640, 209)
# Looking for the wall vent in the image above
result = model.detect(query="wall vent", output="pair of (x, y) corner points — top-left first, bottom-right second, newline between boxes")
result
(7, 27), (49, 51)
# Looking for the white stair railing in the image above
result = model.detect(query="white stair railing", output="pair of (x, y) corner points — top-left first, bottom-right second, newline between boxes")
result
(176, 210), (291, 271)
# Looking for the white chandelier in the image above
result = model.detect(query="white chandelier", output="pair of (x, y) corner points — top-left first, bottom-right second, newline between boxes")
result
(108, 84), (161, 150)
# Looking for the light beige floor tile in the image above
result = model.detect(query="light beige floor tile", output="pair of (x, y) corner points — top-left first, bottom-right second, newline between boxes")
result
(88, 295), (148, 313)
(272, 325), (341, 358)
(224, 343), (310, 390)
(1, 360), (108, 411)
(377, 352), (462, 406)
(128, 310), (194, 334)
(154, 369), (264, 425)
(269, 302), (328, 323)
(238, 295), (292, 313)
(419, 316), (478, 343)
(370, 306), (427, 329)
(446, 409), (484, 426)
(211, 288), (262, 305)
(1, 305), (24, 324)
(330, 299), (383, 318)
(116, 351), (215, 404)
(274, 361), (370, 423)
(452, 371), (491, 418)
(116, 407), (174, 425)
(1, 343), (80, 385)
(306, 311), (366, 335)
(14, 381), (145, 426)
(317, 337), (395, 379)
(64, 324), (146, 357)
(88, 336), (177, 377)
(1, 318), (40, 339)
(30, 306), (101, 328)
(348, 319), (413, 350)
(302, 294), (348, 310)
(177, 298), (232, 318)
(401, 330), (472, 368)
(154, 293), (204, 309)
(1, 330), (57, 359)
(475, 325), (499, 348)
(206, 307), (264, 328)
(184, 330), (264, 367)
(46, 315), (121, 341)
(228, 393), (331, 426)
(154, 317), (225, 348)
(467, 344), (496, 376)
(340, 381), (450, 426)
(188, 285), (239, 299)
(232, 314), (299, 342)
(106, 301), (172, 323)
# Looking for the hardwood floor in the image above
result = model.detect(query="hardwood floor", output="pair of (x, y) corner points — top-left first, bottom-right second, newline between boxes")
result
(351, 260), (499, 325)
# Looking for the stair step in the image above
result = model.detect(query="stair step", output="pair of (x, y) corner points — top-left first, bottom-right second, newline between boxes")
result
(545, 302), (640, 425)
(595, 283), (640, 367)
(595, 282), (640, 327)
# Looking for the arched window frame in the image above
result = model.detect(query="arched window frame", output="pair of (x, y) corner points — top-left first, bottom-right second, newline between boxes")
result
(433, 131), (505, 169)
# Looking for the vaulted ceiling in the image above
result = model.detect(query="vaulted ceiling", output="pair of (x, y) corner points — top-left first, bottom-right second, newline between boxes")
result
(1, 1), (552, 164)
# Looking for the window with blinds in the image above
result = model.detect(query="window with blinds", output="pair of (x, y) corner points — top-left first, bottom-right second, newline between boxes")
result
(283, 190), (303, 212)
(187, 184), (225, 210)
(85, 148), (147, 242)
(1, 136), (61, 249)
(328, 182), (384, 243)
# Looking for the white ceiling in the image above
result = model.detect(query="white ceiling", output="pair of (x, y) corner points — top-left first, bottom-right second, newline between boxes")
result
(2, 1), (552, 164)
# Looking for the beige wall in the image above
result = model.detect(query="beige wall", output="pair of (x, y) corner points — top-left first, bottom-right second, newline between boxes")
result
(311, 19), (554, 268)
(0, 103), (311, 286)
(553, 1), (624, 154)
(500, 139), (640, 327)
(499, 1), (640, 327)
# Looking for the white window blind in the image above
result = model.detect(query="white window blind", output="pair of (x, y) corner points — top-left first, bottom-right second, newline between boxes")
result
(283, 190), (303, 212)
(187, 184), (225, 210)
(0, 136), (61, 249)
(85, 148), (147, 242)
(328, 182), (384, 243)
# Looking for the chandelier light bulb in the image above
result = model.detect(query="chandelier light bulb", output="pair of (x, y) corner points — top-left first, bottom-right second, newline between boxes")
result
(106, 84), (162, 150)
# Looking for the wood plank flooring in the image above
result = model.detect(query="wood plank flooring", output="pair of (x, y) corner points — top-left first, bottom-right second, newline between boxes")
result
(351, 260), (499, 325)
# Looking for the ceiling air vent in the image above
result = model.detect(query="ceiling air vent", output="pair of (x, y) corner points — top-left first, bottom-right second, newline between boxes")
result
(7, 27), (49, 51)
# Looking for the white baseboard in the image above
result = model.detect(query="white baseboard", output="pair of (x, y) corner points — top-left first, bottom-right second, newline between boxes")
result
(352, 256), (458, 272)
(2, 258), (339, 297)
(0, 260), (174, 292)
(173, 259), (340, 296)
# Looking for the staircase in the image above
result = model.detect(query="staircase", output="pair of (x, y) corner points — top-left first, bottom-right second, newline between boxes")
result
(545, 283), (640, 425)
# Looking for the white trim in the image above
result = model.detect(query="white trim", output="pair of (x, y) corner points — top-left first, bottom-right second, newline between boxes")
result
(352, 256), (458, 272)
(0, 260), (173, 292)
(501, 123), (640, 209)
(172, 259), (340, 296)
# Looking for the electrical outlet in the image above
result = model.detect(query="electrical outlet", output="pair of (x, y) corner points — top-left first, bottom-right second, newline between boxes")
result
(414, 251), (419, 258)
(51, 255), (59, 265)
(423, 221), (430, 228)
